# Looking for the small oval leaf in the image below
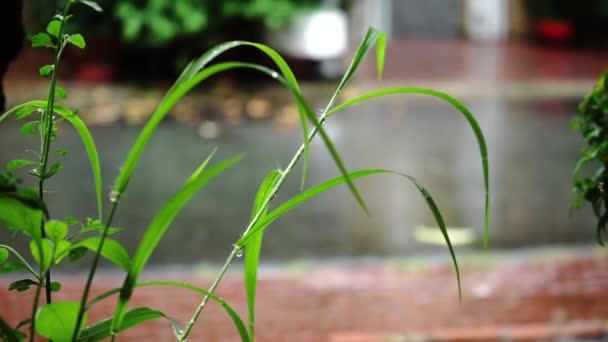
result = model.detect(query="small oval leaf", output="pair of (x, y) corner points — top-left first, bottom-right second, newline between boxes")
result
(30, 239), (53, 272)
(72, 237), (130, 271)
(9, 278), (38, 292)
(35, 301), (87, 342)
(55, 86), (68, 99)
(44, 220), (68, 242)
(68, 34), (86, 49)
(30, 32), (55, 48)
(46, 20), (61, 37)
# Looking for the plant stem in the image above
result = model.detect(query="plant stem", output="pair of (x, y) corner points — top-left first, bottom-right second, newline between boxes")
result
(180, 96), (336, 341)
(72, 201), (119, 341)
(29, 274), (43, 342)
(29, 3), (72, 341)
(179, 248), (238, 340)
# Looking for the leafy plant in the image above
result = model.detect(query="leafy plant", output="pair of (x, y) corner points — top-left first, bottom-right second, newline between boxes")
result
(572, 71), (608, 244)
(114, 0), (350, 46)
(0, 0), (490, 341)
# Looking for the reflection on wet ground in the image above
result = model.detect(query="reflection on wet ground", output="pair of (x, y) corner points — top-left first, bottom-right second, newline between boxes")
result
(0, 92), (595, 266)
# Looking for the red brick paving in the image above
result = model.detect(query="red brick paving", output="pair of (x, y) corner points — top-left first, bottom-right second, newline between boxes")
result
(2, 253), (608, 341)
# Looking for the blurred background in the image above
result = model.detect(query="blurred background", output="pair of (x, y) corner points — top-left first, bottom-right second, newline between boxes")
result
(3, 0), (608, 340)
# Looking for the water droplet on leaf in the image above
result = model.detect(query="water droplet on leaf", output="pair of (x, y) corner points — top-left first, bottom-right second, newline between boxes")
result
(236, 249), (243, 258)
(109, 190), (120, 202)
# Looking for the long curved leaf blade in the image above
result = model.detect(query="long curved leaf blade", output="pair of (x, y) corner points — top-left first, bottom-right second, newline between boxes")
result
(87, 281), (249, 342)
(237, 169), (461, 297)
(376, 32), (387, 81)
(76, 307), (174, 342)
(1, 100), (104, 220)
(301, 27), (387, 212)
(245, 169), (281, 341)
(333, 27), (385, 102)
(114, 40), (310, 194)
(328, 87), (490, 247)
(112, 152), (241, 332)
(53, 104), (103, 220)
(71, 237), (130, 271)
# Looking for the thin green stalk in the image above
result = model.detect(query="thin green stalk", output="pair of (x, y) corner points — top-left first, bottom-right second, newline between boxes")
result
(29, 3), (72, 340)
(72, 200), (119, 341)
(179, 248), (238, 340)
(0, 244), (38, 278)
(180, 99), (333, 341)
(29, 273), (43, 342)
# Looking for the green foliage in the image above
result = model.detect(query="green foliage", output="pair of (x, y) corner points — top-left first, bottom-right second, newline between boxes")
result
(245, 169), (282, 341)
(573, 71), (608, 244)
(77, 307), (179, 341)
(35, 301), (87, 342)
(0, 1), (490, 341)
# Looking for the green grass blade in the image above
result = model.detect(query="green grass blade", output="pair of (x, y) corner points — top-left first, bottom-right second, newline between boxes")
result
(296, 27), (387, 213)
(245, 169), (282, 341)
(334, 27), (385, 100)
(121, 58), (365, 227)
(114, 40), (310, 195)
(53, 104), (103, 220)
(76, 307), (174, 341)
(328, 87), (490, 248)
(376, 32), (386, 80)
(1, 100), (104, 220)
(111, 152), (241, 333)
(87, 281), (249, 342)
(71, 237), (130, 271)
(237, 169), (461, 297)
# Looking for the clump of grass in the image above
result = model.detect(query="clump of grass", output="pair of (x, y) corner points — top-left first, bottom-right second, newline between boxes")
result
(0, 1), (489, 341)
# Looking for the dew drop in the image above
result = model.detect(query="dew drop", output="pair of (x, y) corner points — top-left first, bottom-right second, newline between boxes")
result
(270, 71), (279, 78)
(236, 248), (244, 258)
(109, 190), (120, 202)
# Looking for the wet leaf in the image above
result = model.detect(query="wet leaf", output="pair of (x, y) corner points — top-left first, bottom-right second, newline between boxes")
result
(0, 248), (7, 264)
(245, 169), (281, 340)
(55, 86), (67, 99)
(68, 246), (88, 262)
(68, 34), (86, 49)
(6, 159), (37, 171)
(44, 162), (62, 179)
(19, 121), (38, 136)
(72, 237), (130, 271)
(35, 301), (87, 342)
(44, 220), (68, 242)
(76, 307), (172, 341)
(0, 261), (29, 274)
(14, 107), (37, 120)
(50, 281), (61, 292)
(54, 148), (70, 156)
(30, 239), (53, 272)
(30, 32), (55, 48)
(46, 20), (61, 37)
(9, 279), (38, 292)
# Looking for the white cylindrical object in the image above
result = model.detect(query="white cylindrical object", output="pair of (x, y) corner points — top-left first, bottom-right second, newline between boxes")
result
(266, 8), (348, 60)
(464, 0), (509, 42)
